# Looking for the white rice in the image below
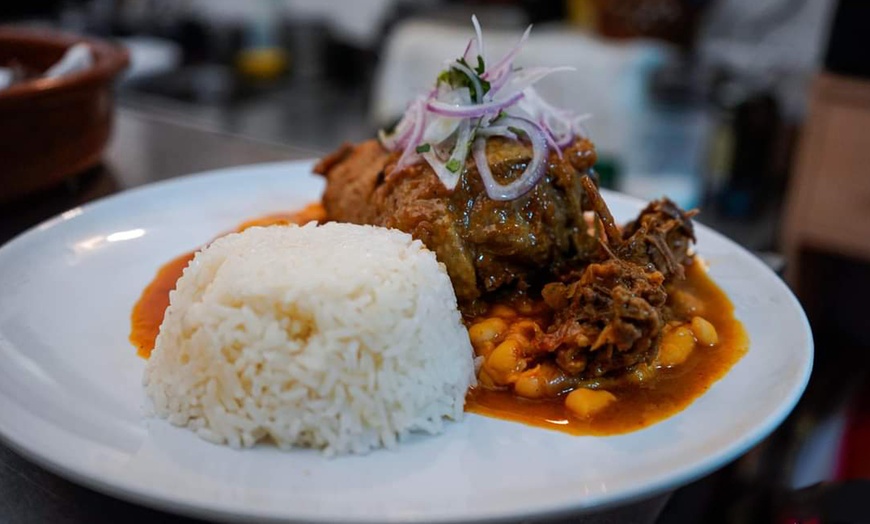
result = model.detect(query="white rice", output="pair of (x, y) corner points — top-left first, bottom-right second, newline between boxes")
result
(143, 223), (475, 455)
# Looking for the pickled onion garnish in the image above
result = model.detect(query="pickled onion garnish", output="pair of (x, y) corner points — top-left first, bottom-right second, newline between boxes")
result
(473, 116), (549, 201)
(378, 15), (589, 201)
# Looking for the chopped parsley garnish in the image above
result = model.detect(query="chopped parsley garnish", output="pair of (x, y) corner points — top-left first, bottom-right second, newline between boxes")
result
(474, 55), (486, 75)
(416, 143), (431, 153)
(508, 126), (525, 137)
(446, 158), (462, 173)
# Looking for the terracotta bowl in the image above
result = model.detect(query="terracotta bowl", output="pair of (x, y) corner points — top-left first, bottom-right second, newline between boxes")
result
(0, 27), (128, 203)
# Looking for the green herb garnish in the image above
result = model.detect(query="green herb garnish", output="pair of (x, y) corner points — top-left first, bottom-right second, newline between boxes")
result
(446, 158), (462, 173)
(474, 55), (486, 75)
(437, 56), (491, 102)
(416, 143), (431, 153)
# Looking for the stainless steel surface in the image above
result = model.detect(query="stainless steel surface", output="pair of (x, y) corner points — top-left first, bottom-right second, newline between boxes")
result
(0, 109), (669, 523)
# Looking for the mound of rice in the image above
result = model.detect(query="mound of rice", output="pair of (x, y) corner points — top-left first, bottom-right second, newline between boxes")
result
(143, 223), (475, 455)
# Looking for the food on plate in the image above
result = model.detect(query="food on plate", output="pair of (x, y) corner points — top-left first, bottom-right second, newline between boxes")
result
(133, 17), (747, 444)
(318, 137), (599, 305)
(315, 17), (747, 431)
(143, 224), (475, 454)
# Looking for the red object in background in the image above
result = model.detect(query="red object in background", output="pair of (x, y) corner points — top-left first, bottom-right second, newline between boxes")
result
(836, 381), (870, 480)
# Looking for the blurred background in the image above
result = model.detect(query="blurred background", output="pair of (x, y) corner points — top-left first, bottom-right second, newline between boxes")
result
(1, 0), (869, 522)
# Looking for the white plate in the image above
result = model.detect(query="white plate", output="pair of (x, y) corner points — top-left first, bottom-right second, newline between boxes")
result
(0, 161), (812, 523)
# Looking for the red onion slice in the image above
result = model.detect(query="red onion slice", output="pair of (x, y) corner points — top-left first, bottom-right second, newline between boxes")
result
(517, 87), (579, 152)
(473, 116), (548, 201)
(378, 108), (416, 150)
(379, 16), (594, 202)
(396, 99), (427, 169)
(482, 24), (532, 82)
(478, 125), (518, 140)
(462, 38), (474, 62)
(423, 115), (461, 144)
(449, 61), (485, 103)
(489, 66), (574, 100)
(472, 15), (486, 65)
(422, 150), (460, 190)
(573, 113), (592, 137)
(448, 119), (473, 172)
(554, 132), (573, 149)
(423, 118), (473, 190)
(437, 85), (472, 104)
(427, 91), (523, 118)
(538, 119), (564, 158)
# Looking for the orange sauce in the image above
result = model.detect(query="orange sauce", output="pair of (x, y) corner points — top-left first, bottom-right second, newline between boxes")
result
(130, 204), (747, 436)
(130, 252), (195, 358)
(465, 262), (748, 434)
(129, 203), (326, 358)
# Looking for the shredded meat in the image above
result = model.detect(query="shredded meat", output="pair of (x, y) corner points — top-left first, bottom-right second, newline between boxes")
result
(581, 176), (697, 278)
(527, 175), (694, 380)
(538, 260), (666, 379)
(620, 198), (697, 278)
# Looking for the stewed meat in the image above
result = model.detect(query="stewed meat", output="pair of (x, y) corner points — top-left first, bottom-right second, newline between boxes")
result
(317, 140), (699, 392)
(316, 137), (599, 305)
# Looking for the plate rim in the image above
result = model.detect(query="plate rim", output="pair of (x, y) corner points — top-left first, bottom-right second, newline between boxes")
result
(0, 160), (814, 523)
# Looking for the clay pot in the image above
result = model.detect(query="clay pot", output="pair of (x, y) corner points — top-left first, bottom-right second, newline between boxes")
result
(0, 27), (128, 203)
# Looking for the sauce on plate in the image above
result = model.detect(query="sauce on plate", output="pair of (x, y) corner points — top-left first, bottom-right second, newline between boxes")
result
(464, 262), (748, 434)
